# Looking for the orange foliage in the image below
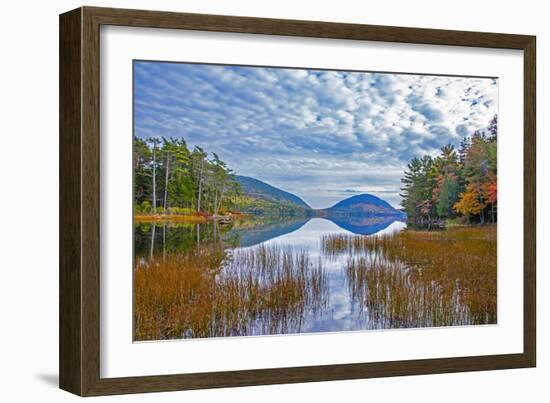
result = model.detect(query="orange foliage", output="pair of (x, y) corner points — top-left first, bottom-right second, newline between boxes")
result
(483, 175), (497, 205)
(453, 183), (486, 216)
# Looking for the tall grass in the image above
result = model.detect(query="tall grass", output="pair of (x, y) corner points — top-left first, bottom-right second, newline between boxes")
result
(134, 244), (328, 340)
(324, 226), (496, 328)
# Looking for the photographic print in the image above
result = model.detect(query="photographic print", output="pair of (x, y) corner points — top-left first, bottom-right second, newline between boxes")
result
(133, 61), (498, 341)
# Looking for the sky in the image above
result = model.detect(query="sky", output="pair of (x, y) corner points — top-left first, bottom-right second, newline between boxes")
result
(134, 61), (498, 209)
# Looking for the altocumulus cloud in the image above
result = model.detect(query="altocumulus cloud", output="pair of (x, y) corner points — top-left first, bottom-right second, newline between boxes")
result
(134, 61), (498, 209)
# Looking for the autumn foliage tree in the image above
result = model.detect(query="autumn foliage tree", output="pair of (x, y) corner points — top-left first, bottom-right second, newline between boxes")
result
(453, 183), (485, 217)
(400, 115), (497, 226)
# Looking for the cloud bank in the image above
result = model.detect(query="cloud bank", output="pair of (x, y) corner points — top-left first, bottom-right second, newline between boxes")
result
(134, 61), (498, 208)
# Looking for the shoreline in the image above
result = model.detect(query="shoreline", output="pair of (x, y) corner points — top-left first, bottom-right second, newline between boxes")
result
(134, 212), (250, 223)
(134, 212), (497, 231)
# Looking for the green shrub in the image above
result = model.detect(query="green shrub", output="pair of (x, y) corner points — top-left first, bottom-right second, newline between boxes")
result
(138, 200), (152, 214)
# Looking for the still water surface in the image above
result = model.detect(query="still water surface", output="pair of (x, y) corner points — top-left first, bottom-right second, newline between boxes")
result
(134, 215), (496, 340)
(246, 218), (406, 333)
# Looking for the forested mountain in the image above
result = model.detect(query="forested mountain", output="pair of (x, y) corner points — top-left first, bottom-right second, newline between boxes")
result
(233, 177), (404, 219)
(313, 194), (404, 219)
(324, 194), (403, 216)
(235, 176), (311, 208)
(232, 176), (312, 216)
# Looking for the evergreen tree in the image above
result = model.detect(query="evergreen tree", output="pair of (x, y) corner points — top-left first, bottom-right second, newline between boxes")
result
(133, 137), (240, 216)
(399, 115), (497, 226)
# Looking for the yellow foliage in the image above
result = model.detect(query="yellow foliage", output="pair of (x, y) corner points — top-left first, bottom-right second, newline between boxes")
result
(453, 183), (485, 216)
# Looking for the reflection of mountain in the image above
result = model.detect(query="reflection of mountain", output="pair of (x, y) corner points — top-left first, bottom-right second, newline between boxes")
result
(224, 217), (310, 247)
(324, 215), (404, 235)
(134, 213), (405, 258)
(225, 214), (404, 246)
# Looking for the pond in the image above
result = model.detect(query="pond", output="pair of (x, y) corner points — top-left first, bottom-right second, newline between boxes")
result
(134, 215), (496, 340)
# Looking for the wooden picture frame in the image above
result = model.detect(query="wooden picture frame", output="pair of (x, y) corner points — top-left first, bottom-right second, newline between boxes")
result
(59, 6), (536, 396)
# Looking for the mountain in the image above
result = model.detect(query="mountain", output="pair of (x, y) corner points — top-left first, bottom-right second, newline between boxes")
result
(233, 175), (312, 216)
(318, 194), (405, 217)
(232, 177), (403, 220)
(235, 176), (311, 208)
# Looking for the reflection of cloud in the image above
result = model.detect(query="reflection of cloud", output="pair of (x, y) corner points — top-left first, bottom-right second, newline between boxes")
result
(135, 62), (498, 208)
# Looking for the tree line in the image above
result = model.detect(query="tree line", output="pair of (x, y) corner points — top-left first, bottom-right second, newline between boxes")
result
(400, 115), (497, 226)
(134, 137), (240, 216)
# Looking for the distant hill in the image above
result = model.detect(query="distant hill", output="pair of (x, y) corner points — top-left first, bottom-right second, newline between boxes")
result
(318, 194), (405, 217)
(235, 176), (311, 208)
(233, 175), (312, 216)
(232, 177), (403, 220)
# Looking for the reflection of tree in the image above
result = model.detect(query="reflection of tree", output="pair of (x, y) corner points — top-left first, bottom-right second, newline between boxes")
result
(149, 223), (155, 259)
(134, 216), (311, 257)
(135, 220), (234, 257)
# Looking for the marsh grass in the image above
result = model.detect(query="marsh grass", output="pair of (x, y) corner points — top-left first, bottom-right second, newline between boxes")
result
(134, 244), (329, 340)
(324, 226), (496, 328)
